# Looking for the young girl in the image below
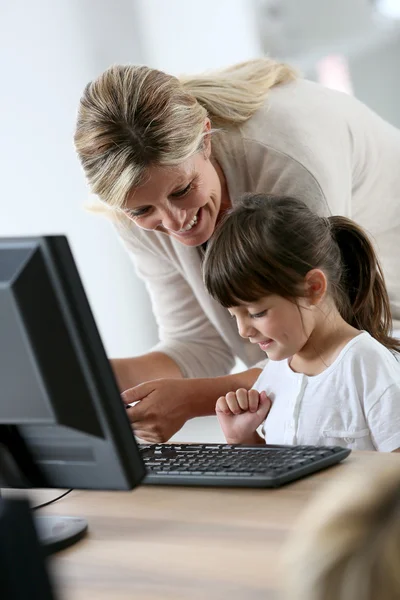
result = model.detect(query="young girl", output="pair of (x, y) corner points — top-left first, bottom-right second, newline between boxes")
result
(202, 194), (400, 451)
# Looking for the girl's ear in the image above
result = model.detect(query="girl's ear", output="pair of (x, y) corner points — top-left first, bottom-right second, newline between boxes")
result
(305, 269), (327, 306)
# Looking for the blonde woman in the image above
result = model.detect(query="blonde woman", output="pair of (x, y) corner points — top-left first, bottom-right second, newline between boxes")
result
(284, 461), (400, 600)
(74, 58), (400, 442)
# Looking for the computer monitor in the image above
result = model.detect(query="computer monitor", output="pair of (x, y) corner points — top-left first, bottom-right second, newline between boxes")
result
(0, 235), (146, 553)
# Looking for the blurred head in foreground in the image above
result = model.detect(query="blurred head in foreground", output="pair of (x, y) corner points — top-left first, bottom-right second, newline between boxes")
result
(284, 462), (400, 600)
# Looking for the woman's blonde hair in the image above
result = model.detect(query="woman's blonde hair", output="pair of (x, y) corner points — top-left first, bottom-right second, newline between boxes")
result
(73, 58), (296, 212)
(284, 462), (400, 600)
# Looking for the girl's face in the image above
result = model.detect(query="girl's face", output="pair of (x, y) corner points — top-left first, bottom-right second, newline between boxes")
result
(229, 295), (314, 361)
(122, 131), (229, 247)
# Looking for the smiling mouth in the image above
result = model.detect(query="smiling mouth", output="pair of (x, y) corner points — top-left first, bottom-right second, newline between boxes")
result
(179, 213), (198, 232)
(173, 208), (202, 235)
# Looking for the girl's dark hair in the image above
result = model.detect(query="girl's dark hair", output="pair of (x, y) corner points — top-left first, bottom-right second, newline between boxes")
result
(203, 193), (400, 352)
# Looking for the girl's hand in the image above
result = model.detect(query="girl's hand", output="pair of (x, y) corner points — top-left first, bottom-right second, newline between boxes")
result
(216, 389), (272, 444)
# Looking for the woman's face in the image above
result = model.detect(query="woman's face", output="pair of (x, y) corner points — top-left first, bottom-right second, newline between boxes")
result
(123, 140), (228, 247)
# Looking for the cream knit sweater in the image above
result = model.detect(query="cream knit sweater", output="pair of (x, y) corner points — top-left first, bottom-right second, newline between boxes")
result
(117, 78), (400, 378)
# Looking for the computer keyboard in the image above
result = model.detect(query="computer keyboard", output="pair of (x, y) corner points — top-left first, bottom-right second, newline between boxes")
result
(139, 443), (351, 488)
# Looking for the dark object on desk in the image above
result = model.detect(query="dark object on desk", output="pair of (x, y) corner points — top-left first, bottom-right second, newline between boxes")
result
(0, 235), (351, 552)
(0, 498), (57, 599)
(0, 236), (145, 553)
(140, 443), (351, 488)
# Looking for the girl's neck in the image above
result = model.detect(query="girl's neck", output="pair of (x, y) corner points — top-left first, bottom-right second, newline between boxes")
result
(290, 309), (361, 376)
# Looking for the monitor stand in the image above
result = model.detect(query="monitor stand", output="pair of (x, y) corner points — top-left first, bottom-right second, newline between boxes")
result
(0, 426), (88, 554)
(34, 514), (88, 555)
(0, 494), (89, 554)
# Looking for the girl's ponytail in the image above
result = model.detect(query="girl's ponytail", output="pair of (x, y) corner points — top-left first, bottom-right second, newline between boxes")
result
(203, 194), (399, 354)
(329, 216), (399, 352)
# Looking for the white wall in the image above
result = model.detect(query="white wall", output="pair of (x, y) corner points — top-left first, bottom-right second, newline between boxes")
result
(135, 0), (263, 74)
(0, 0), (158, 358)
(1, 0), (262, 443)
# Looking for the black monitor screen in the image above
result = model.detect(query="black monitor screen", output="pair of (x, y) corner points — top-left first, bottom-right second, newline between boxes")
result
(0, 236), (145, 491)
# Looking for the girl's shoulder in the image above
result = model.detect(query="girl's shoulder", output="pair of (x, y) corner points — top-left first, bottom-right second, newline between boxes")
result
(336, 331), (399, 371)
(343, 331), (399, 362)
(337, 332), (400, 401)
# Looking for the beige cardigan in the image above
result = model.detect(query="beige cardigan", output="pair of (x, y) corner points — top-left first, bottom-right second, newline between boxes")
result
(117, 78), (400, 378)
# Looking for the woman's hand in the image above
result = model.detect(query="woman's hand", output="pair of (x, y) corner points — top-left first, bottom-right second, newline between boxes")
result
(216, 388), (271, 445)
(121, 378), (206, 443)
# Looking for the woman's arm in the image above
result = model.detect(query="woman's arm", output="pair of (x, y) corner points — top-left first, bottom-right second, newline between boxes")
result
(111, 352), (183, 392)
(115, 222), (237, 379)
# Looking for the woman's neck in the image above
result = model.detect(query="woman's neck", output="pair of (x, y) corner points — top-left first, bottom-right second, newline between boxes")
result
(212, 157), (231, 219)
(290, 308), (361, 376)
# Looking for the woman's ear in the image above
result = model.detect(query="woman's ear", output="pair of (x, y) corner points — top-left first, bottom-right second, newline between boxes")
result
(305, 269), (327, 306)
(203, 118), (212, 158)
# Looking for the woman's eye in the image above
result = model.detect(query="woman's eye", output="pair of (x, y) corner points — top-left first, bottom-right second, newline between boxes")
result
(171, 183), (192, 198)
(250, 310), (268, 319)
(127, 207), (150, 219)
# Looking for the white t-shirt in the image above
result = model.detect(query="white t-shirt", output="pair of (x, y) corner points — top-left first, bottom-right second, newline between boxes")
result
(253, 332), (400, 452)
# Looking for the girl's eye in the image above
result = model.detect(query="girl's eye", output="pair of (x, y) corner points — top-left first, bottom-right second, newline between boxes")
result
(171, 182), (193, 198)
(249, 310), (268, 319)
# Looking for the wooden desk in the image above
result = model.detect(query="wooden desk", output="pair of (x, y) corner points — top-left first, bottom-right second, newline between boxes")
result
(28, 451), (400, 600)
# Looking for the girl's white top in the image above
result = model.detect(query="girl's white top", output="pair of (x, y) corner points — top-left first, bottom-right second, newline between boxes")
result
(254, 332), (400, 451)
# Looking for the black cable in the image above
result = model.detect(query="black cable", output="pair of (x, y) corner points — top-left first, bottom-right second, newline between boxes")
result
(32, 488), (74, 510)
